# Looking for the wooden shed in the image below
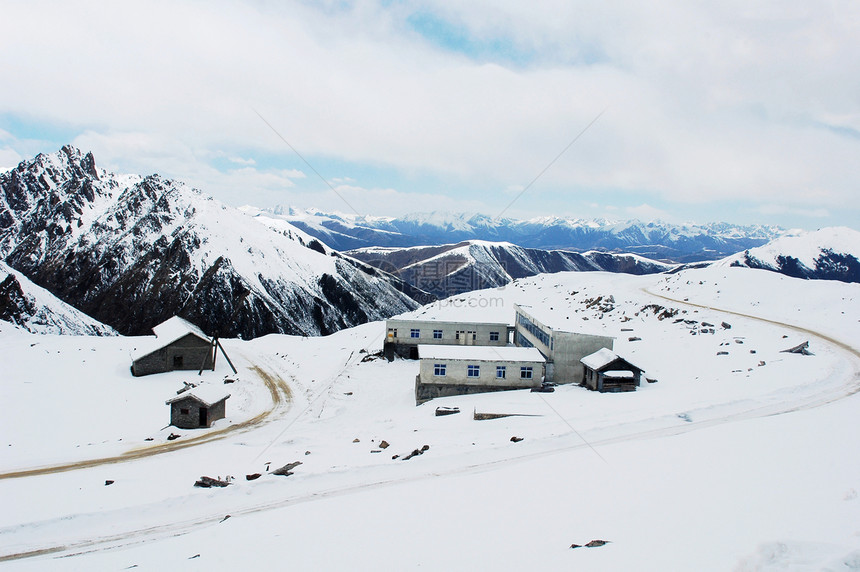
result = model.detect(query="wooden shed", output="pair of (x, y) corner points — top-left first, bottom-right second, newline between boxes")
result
(131, 317), (214, 376)
(165, 385), (231, 429)
(580, 348), (643, 393)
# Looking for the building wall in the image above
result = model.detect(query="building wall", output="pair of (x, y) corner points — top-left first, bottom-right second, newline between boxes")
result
(551, 331), (615, 385)
(384, 319), (508, 359)
(418, 357), (544, 388)
(513, 305), (613, 385)
(132, 334), (214, 376)
(169, 397), (227, 428)
(415, 376), (537, 404)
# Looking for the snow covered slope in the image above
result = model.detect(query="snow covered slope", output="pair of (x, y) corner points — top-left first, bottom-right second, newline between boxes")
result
(347, 239), (672, 298)
(270, 206), (783, 261)
(0, 261), (116, 336)
(717, 227), (860, 283)
(0, 147), (430, 337)
(0, 265), (857, 570)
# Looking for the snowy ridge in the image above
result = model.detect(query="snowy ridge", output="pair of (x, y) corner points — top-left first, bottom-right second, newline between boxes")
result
(348, 239), (673, 298)
(0, 261), (116, 336)
(716, 227), (860, 283)
(0, 147), (431, 338)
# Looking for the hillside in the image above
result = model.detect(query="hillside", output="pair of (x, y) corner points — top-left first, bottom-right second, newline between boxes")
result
(716, 227), (860, 283)
(0, 147), (432, 338)
(0, 261), (116, 335)
(347, 240), (672, 298)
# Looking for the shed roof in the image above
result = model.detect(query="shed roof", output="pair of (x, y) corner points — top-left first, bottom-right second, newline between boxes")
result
(132, 317), (212, 362)
(165, 384), (231, 406)
(153, 316), (210, 345)
(581, 348), (641, 372)
(418, 344), (545, 363)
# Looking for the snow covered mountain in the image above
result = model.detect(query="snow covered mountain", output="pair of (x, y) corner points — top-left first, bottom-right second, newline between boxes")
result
(0, 261), (117, 335)
(347, 240), (673, 298)
(0, 147), (431, 338)
(716, 227), (860, 283)
(270, 207), (783, 262)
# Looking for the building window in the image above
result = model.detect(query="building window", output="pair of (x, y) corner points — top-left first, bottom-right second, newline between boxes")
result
(516, 332), (533, 348)
(180, 407), (189, 415)
(433, 329), (443, 339)
(472, 332), (477, 341)
(173, 355), (183, 368)
(468, 365), (480, 377)
(496, 366), (506, 379)
(455, 331), (461, 340)
(489, 331), (499, 342)
(411, 329), (420, 338)
(434, 364), (446, 376)
(392, 328), (397, 338)
(521, 366), (533, 379)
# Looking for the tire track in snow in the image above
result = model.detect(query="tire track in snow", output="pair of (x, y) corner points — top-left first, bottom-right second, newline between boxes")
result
(0, 360), (292, 481)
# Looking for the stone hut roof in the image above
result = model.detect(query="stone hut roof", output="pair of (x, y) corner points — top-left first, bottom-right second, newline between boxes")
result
(165, 384), (231, 407)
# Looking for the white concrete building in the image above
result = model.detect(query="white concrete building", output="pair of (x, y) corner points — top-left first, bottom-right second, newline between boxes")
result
(415, 344), (546, 403)
(384, 318), (510, 360)
(513, 304), (614, 385)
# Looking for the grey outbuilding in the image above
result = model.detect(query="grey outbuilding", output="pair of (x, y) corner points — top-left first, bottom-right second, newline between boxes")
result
(165, 385), (231, 429)
(580, 348), (643, 392)
(131, 317), (215, 376)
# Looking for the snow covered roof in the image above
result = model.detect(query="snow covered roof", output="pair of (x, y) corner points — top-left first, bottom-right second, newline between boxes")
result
(387, 318), (509, 327)
(152, 316), (210, 344)
(581, 348), (621, 370)
(515, 303), (614, 338)
(580, 348), (641, 372)
(418, 344), (545, 363)
(131, 317), (212, 361)
(165, 384), (231, 406)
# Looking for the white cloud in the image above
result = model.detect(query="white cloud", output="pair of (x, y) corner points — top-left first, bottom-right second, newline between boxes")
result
(1, 1), (858, 226)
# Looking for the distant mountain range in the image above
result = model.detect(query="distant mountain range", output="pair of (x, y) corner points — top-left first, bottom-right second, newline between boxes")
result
(347, 240), (673, 298)
(0, 147), (431, 338)
(262, 206), (785, 262)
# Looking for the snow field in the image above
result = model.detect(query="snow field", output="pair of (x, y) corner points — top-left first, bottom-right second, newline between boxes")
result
(1, 267), (858, 570)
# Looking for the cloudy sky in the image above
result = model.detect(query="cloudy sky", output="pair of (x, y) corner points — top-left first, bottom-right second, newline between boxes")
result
(1, 1), (858, 228)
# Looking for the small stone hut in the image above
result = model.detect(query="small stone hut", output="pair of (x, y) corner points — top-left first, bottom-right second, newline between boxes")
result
(165, 385), (231, 429)
(131, 317), (214, 376)
(580, 348), (643, 393)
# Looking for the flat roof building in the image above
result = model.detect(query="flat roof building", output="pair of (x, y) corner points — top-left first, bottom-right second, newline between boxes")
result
(384, 318), (510, 360)
(415, 344), (545, 404)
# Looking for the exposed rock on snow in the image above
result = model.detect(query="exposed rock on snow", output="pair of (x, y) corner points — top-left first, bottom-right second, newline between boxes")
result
(347, 240), (672, 298)
(716, 227), (860, 283)
(0, 147), (431, 338)
(0, 261), (116, 335)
